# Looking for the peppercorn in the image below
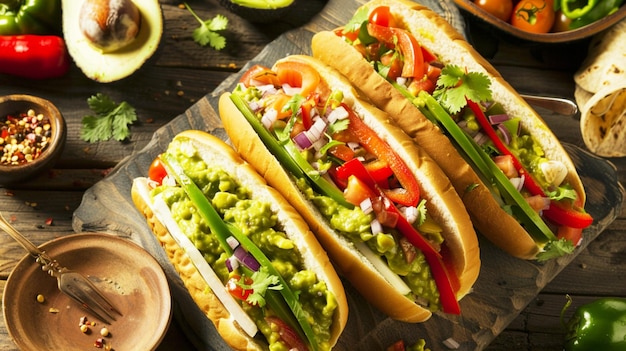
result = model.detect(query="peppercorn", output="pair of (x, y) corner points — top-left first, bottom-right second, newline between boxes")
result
(0, 108), (51, 165)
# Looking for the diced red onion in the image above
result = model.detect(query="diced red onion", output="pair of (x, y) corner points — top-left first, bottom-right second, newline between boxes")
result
(282, 83), (301, 96)
(233, 245), (261, 271)
(473, 132), (489, 145)
(327, 106), (349, 124)
(225, 256), (239, 272)
(261, 108), (278, 130)
(488, 114), (510, 124)
(293, 131), (313, 150)
(498, 123), (512, 145)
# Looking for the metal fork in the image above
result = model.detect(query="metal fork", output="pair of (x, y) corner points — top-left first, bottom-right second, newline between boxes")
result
(0, 212), (122, 324)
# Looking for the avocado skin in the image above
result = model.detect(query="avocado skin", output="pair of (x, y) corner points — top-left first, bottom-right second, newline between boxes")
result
(218, 0), (295, 23)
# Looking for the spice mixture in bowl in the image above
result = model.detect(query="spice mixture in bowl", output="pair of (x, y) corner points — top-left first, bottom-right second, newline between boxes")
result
(0, 94), (66, 185)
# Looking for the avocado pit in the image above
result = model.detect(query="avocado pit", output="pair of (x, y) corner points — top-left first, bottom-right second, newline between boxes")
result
(79, 0), (141, 52)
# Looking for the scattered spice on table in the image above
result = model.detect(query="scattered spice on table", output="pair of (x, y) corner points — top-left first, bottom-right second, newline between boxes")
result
(0, 109), (52, 165)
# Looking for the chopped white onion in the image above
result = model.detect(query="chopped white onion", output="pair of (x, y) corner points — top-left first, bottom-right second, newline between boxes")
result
(282, 83), (301, 96)
(326, 106), (349, 124)
(261, 108), (278, 130)
(443, 337), (460, 349)
(396, 77), (407, 86)
(226, 236), (239, 250)
(255, 83), (277, 95)
(509, 175), (525, 192)
(370, 218), (383, 235)
(402, 206), (419, 224)
(540, 160), (568, 186)
(360, 198), (373, 214)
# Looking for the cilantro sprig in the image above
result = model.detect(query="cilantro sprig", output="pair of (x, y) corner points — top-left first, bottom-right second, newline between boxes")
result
(185, 3), (228, 50)
(433, 65), (492, 114)
(80, 93), (137, 142)
(237, 267), (283, 307)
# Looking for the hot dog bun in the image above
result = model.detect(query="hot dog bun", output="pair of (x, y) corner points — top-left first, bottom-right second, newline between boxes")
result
(219, 55), (480, 323)
(311, 0), (586, 259)
(131, 131), (347, 351)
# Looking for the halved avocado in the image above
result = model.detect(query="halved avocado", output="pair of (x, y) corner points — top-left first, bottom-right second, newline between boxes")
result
(218, 0), (295, 23)
(62, 0), (163, 83)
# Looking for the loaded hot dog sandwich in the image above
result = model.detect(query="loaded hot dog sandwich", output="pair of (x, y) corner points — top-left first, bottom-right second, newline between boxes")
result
(311, 0), (593, 260)
(131, 131), (348, 351)
(218, 54), (480, 322)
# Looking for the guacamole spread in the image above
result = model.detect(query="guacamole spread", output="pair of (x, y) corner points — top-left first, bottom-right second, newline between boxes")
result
(151, 139), (337, 351)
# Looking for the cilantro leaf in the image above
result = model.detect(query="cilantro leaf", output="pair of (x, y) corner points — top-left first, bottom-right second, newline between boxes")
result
(185, 3), (228, 50)
(80, 93), (137, 143)
(344, 7), (369, 33)
(239, 267), (283, 307)
(433, 65), (492, 114)
(535, 238), (575, 262)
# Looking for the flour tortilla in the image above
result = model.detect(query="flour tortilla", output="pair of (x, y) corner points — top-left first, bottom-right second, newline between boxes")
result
(575, 19), (626, 157)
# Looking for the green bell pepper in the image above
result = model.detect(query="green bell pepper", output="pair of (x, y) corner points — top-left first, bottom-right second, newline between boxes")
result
(562, 295), (626, 351)
(0, 0), (62, 35)
(561, 0), (625, 29)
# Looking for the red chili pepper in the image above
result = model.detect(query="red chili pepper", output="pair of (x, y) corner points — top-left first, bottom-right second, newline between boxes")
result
(0, 35), (69, 79)
(468, 99), (593, 230)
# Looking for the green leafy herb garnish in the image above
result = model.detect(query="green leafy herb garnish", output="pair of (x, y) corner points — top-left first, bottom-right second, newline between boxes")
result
(185, 3), (228, 50)
(433, 65), (492, 114)
(535, 238), (575, 262)
(344, 7), (369, 33)
(238, 267), (283, 307)
(80, 93), (137, 142)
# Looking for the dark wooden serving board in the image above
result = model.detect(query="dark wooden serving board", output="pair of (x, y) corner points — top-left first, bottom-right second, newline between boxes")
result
(72, 1), (623, 350)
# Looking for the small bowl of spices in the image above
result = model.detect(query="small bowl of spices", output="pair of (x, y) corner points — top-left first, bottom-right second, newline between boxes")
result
(0, 94), (66, 185)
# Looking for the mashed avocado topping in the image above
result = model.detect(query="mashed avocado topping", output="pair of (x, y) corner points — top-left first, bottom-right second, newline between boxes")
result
(295, 178), (441, 310)
(151, 140), (337, 350)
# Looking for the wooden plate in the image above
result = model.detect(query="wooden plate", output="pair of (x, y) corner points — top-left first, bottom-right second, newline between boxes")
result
(453, 0), (626, 43)
(71, 1), (623, 350)
(3, 233), (172, 351)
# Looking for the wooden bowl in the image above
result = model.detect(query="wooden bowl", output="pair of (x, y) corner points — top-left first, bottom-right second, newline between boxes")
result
(3, 232), (172, 351)
(453, 0), (626, 43)
(218, 0), (295, 23)
(0, 94), (66, 185)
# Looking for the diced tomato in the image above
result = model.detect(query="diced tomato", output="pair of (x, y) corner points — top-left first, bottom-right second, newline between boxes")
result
(343, 175), (377, 206)
(407, 77), (436, 96)
(290, 122), (307, 140)
(265, 316), (309, 351)
(334, 27), (359, 42)
(366, 23), (425, 79)
(240, 64), (281, 87)
(328, 144), (355, 162)
(274, 61), (321, 98)
(148, 156), (168, 184)
(226, 276), (253, 303)
(493, 155), (519, 179)
(525, 194), (550, 213)
(300, 98), (315, 130)
(421, 46), (438, 63)
(425, 63), (442, 81)
(387, 340), (406, 351)
(380, 51), (403, 81)
(369, 6), (396, 27)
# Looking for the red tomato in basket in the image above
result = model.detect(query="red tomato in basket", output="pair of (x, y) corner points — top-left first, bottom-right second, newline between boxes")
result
(473, 0), (513, 22)
(510, 0), (555, 34)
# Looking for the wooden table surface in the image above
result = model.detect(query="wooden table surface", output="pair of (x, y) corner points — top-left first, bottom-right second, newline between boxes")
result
(1, 1), (624, 350)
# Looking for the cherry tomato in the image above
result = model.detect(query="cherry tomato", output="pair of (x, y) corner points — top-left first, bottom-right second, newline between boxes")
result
(510, 0), (555, 34)
(474, 0), (514, 22)
(552, 10), (573, 32)
(369, 6), (396, 27)
(148, 156), (168, 184)
(343, 175), (377, 206)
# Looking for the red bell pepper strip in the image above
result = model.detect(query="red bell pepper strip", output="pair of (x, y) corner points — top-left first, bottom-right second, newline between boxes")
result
(468, 100), (593, 229)
(344, 104), (420, 206)
(366, 22), (425, 79)
(0, 35), (69, 79)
